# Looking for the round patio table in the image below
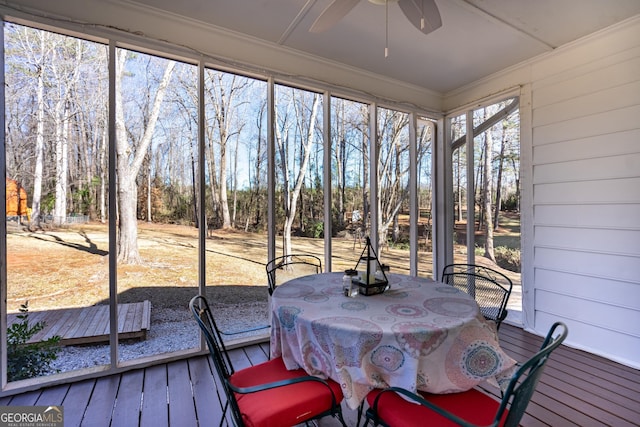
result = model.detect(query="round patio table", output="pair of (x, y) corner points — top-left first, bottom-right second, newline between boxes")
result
(270, 272), (516, 409)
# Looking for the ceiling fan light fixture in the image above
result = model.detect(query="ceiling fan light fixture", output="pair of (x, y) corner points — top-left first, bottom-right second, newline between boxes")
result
(310, 0), (443, 51)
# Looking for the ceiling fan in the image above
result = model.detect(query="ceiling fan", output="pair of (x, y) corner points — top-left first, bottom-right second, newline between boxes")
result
(310, 0), (442, 36)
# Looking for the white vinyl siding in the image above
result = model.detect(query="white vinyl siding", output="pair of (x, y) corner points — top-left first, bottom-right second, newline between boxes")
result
(527, 18), (640, 367)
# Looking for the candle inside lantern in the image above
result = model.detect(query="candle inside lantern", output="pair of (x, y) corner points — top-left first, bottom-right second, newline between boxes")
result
(368, 257), (377, 283)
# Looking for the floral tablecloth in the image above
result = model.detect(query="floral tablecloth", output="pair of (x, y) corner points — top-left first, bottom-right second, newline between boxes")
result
(270, 272), (516, 409)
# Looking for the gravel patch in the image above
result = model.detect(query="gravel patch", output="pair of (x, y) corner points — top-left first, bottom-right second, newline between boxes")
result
(47, 302), (270, 373)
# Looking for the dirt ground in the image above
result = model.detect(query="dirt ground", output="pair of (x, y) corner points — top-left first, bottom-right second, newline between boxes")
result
(5, 221), (418, 313)
(5, 218), (519, 314)
(6, 222), (267, 313)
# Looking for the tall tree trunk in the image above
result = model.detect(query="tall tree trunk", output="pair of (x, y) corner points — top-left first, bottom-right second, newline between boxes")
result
(115, 49), (140, 263)
(100, 125), (106, 223)
(494, 123), (507, 230)
(31, 36), (47, 228)
(79, 101), (97, 220)
(191, 151), (198, 228)
(53, 103), (69, 225)
(232, 134), (239, 228)
(455, 150), (462, 222)
(336, 102), (346, 228)
(218, 99), (230, 228)
(361, 111), (369, 227)
(52, 39), (82, 225)
(206, 134), (220, 226)
(252, 101), (266, 228)
(219, 134), (231, 228)
(275, 121), (292, 254)
(146, 159), (152, 222)
(115, 50), (175, 264)
(211, 74), (248, 229)
(476, 146), (484, 232)
(277, 93), (320, 258)
(483, 126), (496, 262)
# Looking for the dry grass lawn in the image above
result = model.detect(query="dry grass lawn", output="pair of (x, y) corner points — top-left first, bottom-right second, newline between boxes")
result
(6, 217), (519, 314)
(6, 221), (427, 314)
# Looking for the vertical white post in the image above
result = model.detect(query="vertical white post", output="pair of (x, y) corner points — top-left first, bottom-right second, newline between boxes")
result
(108, 40), (118, 367)
(465, 110), (475, 296)
(465, 110), (475, 266)
(369, 103), (379, 251)
(409, 113), (418, 276)
(0, 20), (7, 387)
(267, 78), (276, 265)
(434, 117), (451, 279)
(198, 60), (206, 295)
(323, 91), (332, 271)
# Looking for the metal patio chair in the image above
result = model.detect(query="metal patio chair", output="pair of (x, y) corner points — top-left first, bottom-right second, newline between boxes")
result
(442, 263), (513, 329)
(190, 295), (347, 427)
(364, 322), (568, 427)
(266, 253), (322, 296)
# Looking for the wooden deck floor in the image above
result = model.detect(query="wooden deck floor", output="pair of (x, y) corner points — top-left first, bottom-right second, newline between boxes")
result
(7, 301), (151, 345)
(0, 323), (638, 426)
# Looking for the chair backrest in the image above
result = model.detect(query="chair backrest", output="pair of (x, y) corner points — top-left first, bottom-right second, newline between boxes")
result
(266, 254), (322, 295)
(189, 295), (243, 424)
(441, 263), (513, 327)
(495, 321), (568, 427)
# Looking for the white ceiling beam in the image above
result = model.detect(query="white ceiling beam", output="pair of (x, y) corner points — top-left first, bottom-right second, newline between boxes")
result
(456, 0), (555, 50)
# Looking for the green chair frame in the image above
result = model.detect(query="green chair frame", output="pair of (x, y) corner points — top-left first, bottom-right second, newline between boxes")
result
(190, 295), (347, 427)
(364, 321), (568, 427)
(442, 263), (513, 328)
(266, 253), (322, 296)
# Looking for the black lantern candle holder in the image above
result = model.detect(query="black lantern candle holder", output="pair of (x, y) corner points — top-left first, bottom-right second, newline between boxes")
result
(353, 237), (389, 296)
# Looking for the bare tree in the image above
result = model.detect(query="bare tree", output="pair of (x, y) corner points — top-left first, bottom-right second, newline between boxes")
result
(207, 73), (249, 229)
(331, 100), (370, 234)
(494, 121), (507, 230)
(332, 98), (354, 229)
(170, 66), (200, 226)
(495, 110), (520, 225)
(6, 25), (109, 227)
(377, 109), (410, 251)
(359, 105), (370, 225)
(275, 90), (321, 257)
(115, 49), (175, 263)
(230, 129), (245, 228)
(248, 99), (268, 230)
(50, 39), (83, 225)
(21, 29), (52, 228)
(71, 43), (109, 223)
(99, 125), (107, 223)
(482, 113), (496, 262)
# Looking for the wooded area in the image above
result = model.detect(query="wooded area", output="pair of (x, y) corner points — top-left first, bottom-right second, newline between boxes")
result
(4, 23), (519, 262)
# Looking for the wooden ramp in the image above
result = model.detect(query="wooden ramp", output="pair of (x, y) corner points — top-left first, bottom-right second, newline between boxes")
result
(7, 301), (151, 346)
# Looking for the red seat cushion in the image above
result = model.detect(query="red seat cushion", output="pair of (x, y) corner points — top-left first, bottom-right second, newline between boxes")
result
(367, 388), (508, 427)
(230, 357), (343, 427)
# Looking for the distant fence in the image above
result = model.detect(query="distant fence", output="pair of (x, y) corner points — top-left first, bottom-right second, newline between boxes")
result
(41, 214), (90, 224)
(65, 214), (90, 224)
(7, 214), (91, 225)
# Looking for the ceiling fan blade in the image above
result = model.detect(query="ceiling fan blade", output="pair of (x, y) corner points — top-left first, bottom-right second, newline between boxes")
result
(310, 0), (361, 33)
(398, 0), (442, 35)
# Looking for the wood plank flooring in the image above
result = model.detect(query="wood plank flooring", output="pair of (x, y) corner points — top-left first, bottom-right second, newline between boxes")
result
(6, 301), (151, 345)
(478, 324), (640, 427)
(1, 323), (638, 426)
